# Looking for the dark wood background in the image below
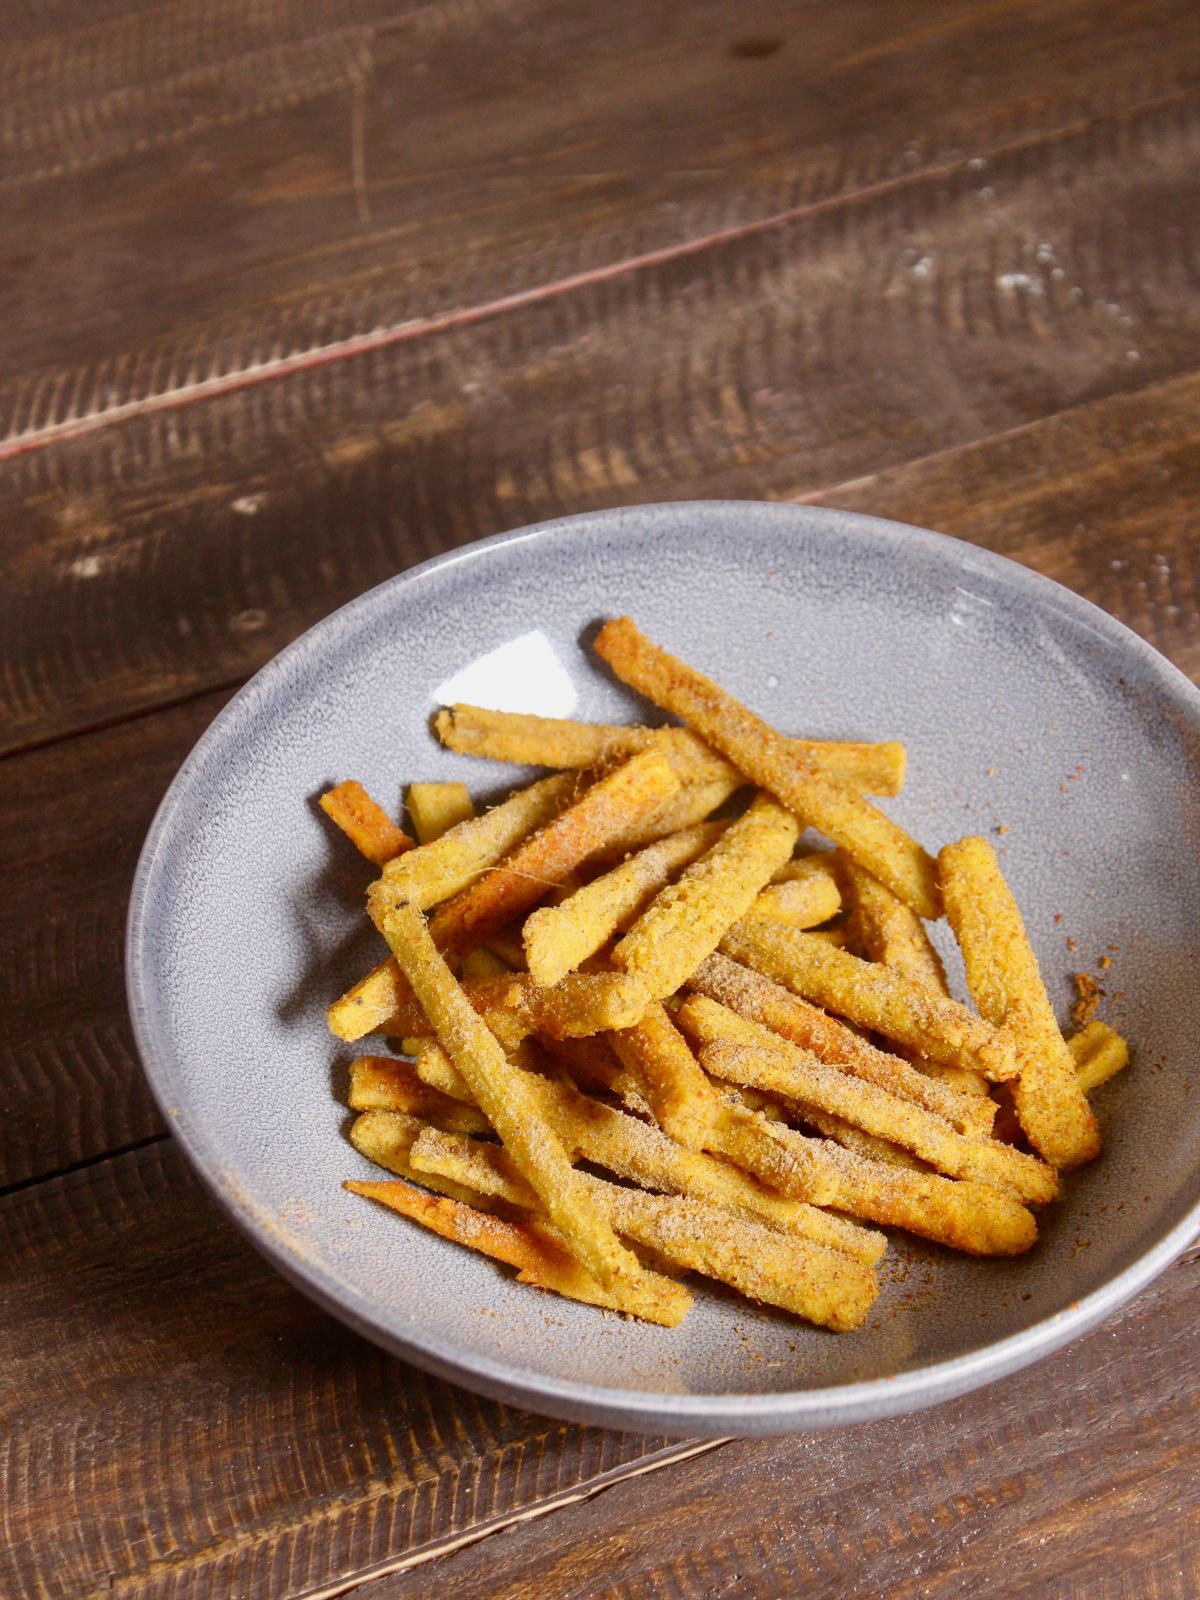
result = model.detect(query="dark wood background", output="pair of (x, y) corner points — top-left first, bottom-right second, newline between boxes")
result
(3, 2), (1198, 1595)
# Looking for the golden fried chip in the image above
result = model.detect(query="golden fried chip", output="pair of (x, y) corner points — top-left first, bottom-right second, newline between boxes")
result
(408, 1127), (879, 1331)
(407, 1034), (884, 1263)
(841, 855), (991, 1099)
(426, 748), (679, 958)
(687, 952), (994, 1136)
(347, 1177), (690, 1325)
(380, 899), (659, 1299)
(592, 617), (939, 917)
(678, 995), (1056, 1205)
(523, 821), (727, 987)
(938, 836), (1100, 1169)
(613, 794), (799, 999)
(406, 781), (475, 844)
(748, 854), (843, 930)
(435, 704), (906, 795)
(1070, 1020), (1130, 1094)
(348, 1057), (492, 1134)
(320, 781), (413, 866)
(720, 919), (1017, 1081)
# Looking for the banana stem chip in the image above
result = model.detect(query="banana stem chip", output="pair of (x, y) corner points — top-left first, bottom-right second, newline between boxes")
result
(595, 776), (742, 862)
(406, 781), (475, 843)
(320, 781), (414, 866)
(592, 617), (939, 917)
(408, 1127), (880, 1331)
(524, 820), (728, 987)
(678, 996), (1056, 1205)
(1070, 1020), (1130, 1094)
(938, 836), (1100, 1169)
(841, 856), (991, 1099)
(748, 854), (843, 930)
(427, 747), (680, 958)
(407, 1033), (884, 1263)
(435, 704), (907, 796)
(613, 793), (799, 1000)
(719, 919), (1017, 1082)
(379, 970), (651, 1043)
(380, 899), (663, 1305)
(347, 1177), (691, 1325)
(687, 952), (994, 1136)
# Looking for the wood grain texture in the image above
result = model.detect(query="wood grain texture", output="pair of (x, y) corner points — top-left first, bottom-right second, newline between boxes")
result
(368, 1248), (1200, 1600)
(3, 369), (1197, 1193)
(3, 81), (1200, 751)
(0, 1137), (698, 1600)
(3, 5), (1200, 1596)
(809, 368), (1200, 683)
(2, 0), (1196, 416)
(0, 691), (233, 1190)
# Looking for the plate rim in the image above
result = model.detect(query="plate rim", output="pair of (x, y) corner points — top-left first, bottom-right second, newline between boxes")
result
(125, 499), (1200, 1433)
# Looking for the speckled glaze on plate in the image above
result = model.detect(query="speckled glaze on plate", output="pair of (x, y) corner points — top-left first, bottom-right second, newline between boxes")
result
(127, 502), (1200, 1436)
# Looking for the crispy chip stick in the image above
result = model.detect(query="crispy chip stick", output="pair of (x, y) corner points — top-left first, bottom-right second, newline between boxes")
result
(688, 953), (994, 1136)
(1070, 1021), (1130, 1094)
(841, 857), (991, 1099)
(938, 836), (1100, 1169)
(613, 794), (799, 999)
(608, 999), (725, 1150)
(380, 901), (661, 1303)
(461, 946), (512, 980)
(527, 1076), (849, 1249)
(407, 1032), (883, 1262)
(379, 772), (579, 902)
(435, 705), (907, 796)
(592, 617), (940, 918)
(678, 996), (1056, 1205)
(798, 1109), (926, 1170)
(587, 1186), (878, 1331)
(406, 781), (475, 843)
(336, 885), (643, 1050)
(720, 919), (1018, 1082)
(842, 856), (948, 990)
(753, 1121), (1038, 1255)
(701, 1034), (1054, 1204)
(590, 776), (741, 862)
(347, 1178), (691, 1325)
(350, 1108), (496, 1206)
(330, 774), (580, 1039)
(524, 821), (728, 987)
(348, 1057), (491, 1134)
(748, 855), (843, 930)
(715, 1091), (1036, 1254)
(604, 1004), (883, 1228)
(378, 970), (651, 1043)
(320, 781), (414, 866)
(426, 748), (679, 958)
(408, 1128), (879, 1331)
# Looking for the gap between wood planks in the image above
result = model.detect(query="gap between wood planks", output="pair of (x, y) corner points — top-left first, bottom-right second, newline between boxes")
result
(0, 667), (251, 764)
(0, 78), (1193, 465)
(91, 1437), (727, 1600)
(0, 1131), (168, 1203)
(298, 1439), (727, 1600)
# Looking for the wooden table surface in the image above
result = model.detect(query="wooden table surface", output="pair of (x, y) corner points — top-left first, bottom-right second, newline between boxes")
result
(3, 2), (1199, 1595)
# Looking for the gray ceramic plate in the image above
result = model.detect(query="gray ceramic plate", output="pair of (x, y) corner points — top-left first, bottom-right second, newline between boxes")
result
(127, 502), (1200, 1435)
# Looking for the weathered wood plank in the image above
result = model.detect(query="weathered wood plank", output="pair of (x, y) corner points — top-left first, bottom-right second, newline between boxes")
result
(3, 0), (1196, 415)
(368, 1249), (1200, 1600)
(3, 88), (1200, 751)
(807, 367), (1200, 683)
(0, 692), (233, 1189)
(3, 369), (1197, 1192)
(0, 1138), (693, 1600)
